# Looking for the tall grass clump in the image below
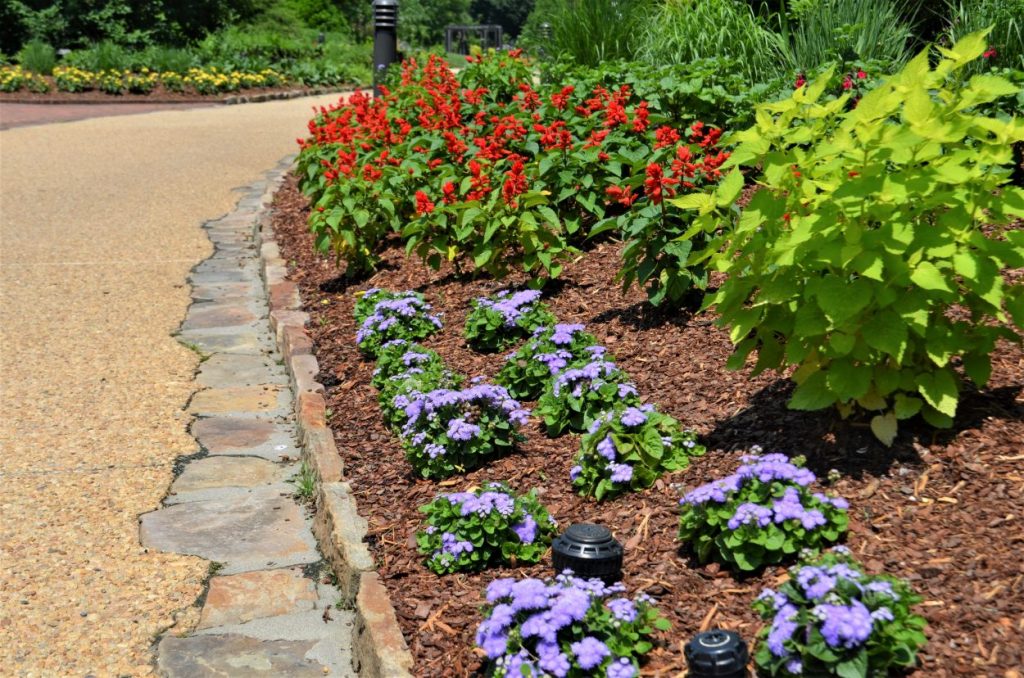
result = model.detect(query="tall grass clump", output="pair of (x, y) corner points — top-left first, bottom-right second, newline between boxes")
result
(66, 41), (130, 72)
(784, 0), (915, 71)
(943, 0), (1024, 69)
(17, 40), (56, 75)
(637, 0), (787, 82)
(548, 0), (646, 66)
(136, 45), (195, 73)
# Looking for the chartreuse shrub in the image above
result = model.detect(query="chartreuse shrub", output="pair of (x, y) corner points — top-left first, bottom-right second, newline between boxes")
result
(753, 549), (927, 677)
(496, 323), (602, 400)
(464, 289), (556, 352)
(678, 451), (848, 572)
(355, 293), (443, 357)
(535, 357), (640, 436)
(398, 382), (530, 479)
(475, 573), (669, 678)
(416, 482), (557, 574)
(571, 404), (705, 500)
(678, 30), (1024, 445)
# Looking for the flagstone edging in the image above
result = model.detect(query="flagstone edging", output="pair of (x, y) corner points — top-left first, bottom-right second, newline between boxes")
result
(256, 158), (415, 678)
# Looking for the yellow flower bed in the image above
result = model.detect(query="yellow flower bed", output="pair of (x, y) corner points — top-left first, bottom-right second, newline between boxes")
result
(1, 64), (285, 95)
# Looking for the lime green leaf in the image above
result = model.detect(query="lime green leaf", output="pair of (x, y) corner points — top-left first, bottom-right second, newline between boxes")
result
(916, 369), (959, 417)
(870, 413), (899, 447)
(910, 261), (953, 293)
(862, 311), (908, 362)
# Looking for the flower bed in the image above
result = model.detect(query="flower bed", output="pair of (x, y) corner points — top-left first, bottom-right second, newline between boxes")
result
(273, 177), (1024, 674)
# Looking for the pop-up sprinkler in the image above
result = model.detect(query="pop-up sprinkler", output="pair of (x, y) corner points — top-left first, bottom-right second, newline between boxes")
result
(551, 523), (623, 583)
(684, 629), (748, 677)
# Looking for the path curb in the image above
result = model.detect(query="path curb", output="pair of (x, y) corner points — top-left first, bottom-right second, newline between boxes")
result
(256, 157), (415, 678)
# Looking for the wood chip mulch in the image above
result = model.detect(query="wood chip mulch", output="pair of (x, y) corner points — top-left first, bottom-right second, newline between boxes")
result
(271, 174), (1024, 676)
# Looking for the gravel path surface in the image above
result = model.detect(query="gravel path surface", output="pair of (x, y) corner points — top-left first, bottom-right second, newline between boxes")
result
(0, 102), (217, 130)
(0, 95), (342, 676)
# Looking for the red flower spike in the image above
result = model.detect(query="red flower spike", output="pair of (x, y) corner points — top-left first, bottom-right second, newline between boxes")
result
(415, 191), (435, 215)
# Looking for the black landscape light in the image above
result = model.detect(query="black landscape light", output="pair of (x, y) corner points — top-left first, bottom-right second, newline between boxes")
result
(551, 523), (623, 583)
(684, 629), (749, 678)
(539, 22), (552, 42)
(372, 0), (399, 97)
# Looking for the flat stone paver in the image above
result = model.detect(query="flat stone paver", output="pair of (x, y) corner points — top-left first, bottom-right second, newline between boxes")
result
(0, 94), (352, 675)
(170, 456), (285, 494)
(157, 635), (326, 676)
(197, 354), (288, 388)
(197, 568), (318, 629)
(189, 385), (288, 416)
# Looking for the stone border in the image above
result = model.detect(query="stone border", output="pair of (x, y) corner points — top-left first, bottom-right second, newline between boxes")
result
(0, 85), (355, 106)
(254, 157), (415, 678)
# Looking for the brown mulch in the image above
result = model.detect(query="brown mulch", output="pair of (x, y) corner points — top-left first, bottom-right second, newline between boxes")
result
(271, 174), (1024, 676)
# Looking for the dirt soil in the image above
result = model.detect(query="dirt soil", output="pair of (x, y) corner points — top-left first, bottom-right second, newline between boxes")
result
(271, 175), (1024, 677)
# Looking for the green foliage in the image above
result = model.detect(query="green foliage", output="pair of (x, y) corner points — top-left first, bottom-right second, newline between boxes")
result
(371, 340), (445, 390)
(134, 45), (195, 73)
(496, 324), (601, 400)
(678, 453), (849, 571)
(572, 404), (705, 501)
(543, 0), (645, 66)
(416, 483), (556, 574)
(637, 0), (788, 82)
(684, 30), (1024, 443)
(400, 0), (472, 48)
(378, 363), (463, 432)
(752, 551), (928, 677)
(16, 39), (56, 75)
(464, 290), (556, 353)
(355, 293), (443, 357)
(783, 0), (915, 71)
(535, 358), (640, 436)
(470, 0), (535, 38)
(66, 41), (130, 72)
(943, 0), (1024, 71)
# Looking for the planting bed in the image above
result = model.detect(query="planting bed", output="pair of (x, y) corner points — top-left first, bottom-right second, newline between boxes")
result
(272, 176), (1023, 676)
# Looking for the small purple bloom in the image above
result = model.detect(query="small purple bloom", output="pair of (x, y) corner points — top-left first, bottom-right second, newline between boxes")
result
(620, 407), (647, 427)
(609, 463), (633, 484)
(571, 636), (611, 670)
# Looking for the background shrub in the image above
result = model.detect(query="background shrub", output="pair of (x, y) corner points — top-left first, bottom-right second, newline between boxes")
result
(16, 39), (55, 74)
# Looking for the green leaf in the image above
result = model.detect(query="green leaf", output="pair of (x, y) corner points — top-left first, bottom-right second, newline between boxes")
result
(870, 412), (899, 446)
(861, 311), (908, 362)
(893, 393), (923, 420)
(789, 371), (836, 411)
(915, 368), (959, 417)
(910, 261), (953, 293)
(836, 650), (868, 678)
(827, 359), (871, 400)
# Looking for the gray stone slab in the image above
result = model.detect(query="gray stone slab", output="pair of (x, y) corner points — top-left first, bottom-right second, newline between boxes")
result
(140, 485), (318, 573)
(191, 281), (260, 303)
(193, 417), (300, 462)
(189, 269), (254, 284)
(157, 635), (326, 677)
(189, 385), (290, 418)
(197, 353), (287, 388)
(197, 568), (318, 630)
(181, 304), (260, 331)
(178, 329), (274, 356)
(170, 457), (288, 495)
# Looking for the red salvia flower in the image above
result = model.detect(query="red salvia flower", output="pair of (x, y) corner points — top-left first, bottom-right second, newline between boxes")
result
(415, 191), (435, 215)
(605, 185), (637, 207)
(632, 102), (650, 132)
(654, 126), (680, 149)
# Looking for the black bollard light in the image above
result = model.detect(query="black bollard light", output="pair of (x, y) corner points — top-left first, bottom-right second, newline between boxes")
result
(551, 523), (623, 583)
(539, 22), (552, 42)
(372, 0), (399, 97)
(684, 630), (749, 678)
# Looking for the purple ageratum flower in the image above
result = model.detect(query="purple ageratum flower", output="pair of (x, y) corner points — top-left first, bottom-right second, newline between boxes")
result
(520, 611), (560, 644)
(785, 659), (803, 674)
(870, 606), (894, 623)
(813, 492), (850, 510)
(609, 463), (633, 484)
(401, 350), (431, 366)
(477, 289), (544, 327)
(617, 383), (638, 399)
(607, 598), (638, 622)
(816, 600), (874, 649)
(864, 581), (899, 601)
(550, 323), (586, 346)
(737, 453), (817, 486)
(569, 465), (583, 481)
(727, 502), (774, 529)
(797, 566), (836, 600)
(756, 588), (790, 612)
(681, 473), (743, 506)
(772, 487), (827, 529)
(424, 443), (446, 459)
(767, 603), (799, 657)
(597, 436), (617, 461)
(446, 417), (482, 441)
(508, 578), (551, 611)
(571, 636), (611, 670)
(535, 349), (574, 374)
(474, 619), (508, 659)
(620, 407), (648, 427)
(501, 649), (536, 677)
(512, 515), (538, 544)
(606, 658), (637, 678)
(552, 359), (619, 397)
(486, 578), (516, 603)
(548, 586), (592, 626)
(585, 345), (607, 358)
(536, 641), (571, 677)
(439, 532), (474, 557)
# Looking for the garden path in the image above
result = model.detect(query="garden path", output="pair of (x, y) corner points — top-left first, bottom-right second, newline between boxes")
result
(0, 95), (352, 676)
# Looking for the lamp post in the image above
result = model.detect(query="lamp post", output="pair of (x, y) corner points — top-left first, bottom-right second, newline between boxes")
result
(372, 0), (398, 97)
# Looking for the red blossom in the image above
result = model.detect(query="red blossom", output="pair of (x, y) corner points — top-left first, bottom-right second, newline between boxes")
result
(501, 158), (529, 207)
(856, 69), (867, 79)
(442, 181), (458, 204)
(654, 126), (680, 149)
(631, 102), (650, 132)
(842, 76), (853, 90)
(415, 190), (435, 215)
(644, 163), (678, 204)
(604, 185), (637, 207)
(983, 47), (997, 58)
(795, 74), (806, 89)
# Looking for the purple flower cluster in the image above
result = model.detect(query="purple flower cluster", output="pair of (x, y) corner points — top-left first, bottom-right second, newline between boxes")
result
(552, 358), (636, 399)
(476, 289), (544, 327)
(680, 453), (818, 507)
(355, 292), (443, 351)
(476, 573), (651, 678)
(402, 383), (530, 441)
(444, 487), (516, 518)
